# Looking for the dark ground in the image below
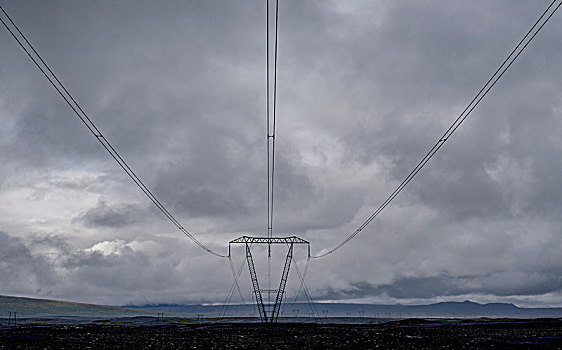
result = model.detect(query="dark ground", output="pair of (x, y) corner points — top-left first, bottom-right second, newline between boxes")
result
(1, 318), (562, 349)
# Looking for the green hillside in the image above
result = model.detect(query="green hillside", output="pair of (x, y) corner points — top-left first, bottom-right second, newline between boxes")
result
(0, 295), (154, 317)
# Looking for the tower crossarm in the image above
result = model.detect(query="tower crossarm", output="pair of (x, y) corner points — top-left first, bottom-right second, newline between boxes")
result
(229, 236), (309, 245)
(229, 236), (309, 258)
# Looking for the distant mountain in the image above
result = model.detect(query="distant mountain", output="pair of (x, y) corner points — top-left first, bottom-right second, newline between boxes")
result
(3, 295), (562, 319)
(0, 295), (155, 318)
(132, 300), (562, 318)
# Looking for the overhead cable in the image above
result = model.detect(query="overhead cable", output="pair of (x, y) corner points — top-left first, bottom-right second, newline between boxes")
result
(292, 254), (319, 319)
(0, 3), (227, 258)
(220, 255), (248, 318)
(270, 0), (279, 237)
(266, 0), (280, 304)
(266, 0), (271, 237)
(311, 0), (562, 258)
(267, 0), (280, 239)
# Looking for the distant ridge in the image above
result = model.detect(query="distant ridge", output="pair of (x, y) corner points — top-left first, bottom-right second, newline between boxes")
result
(0, 295), (154, 317)
(2, 295), (562, 319)
(132, 300), (562, 318)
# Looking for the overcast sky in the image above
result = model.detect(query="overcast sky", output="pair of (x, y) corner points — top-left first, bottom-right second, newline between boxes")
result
(1, 0), (562, 308)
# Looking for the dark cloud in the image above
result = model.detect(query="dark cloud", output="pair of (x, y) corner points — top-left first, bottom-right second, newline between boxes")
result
(0, 231), (61, 296)
(1, 0), (562, 306)
(73, 199), (148, 228)
(29, 233), (71, 253)
(324, 272), (562, 300)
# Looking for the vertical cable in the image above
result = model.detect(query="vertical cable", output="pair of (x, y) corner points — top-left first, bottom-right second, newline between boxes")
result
(270, 0), (279, 238)
(265, 0), (272, 307)
(266, 0), (271, 239)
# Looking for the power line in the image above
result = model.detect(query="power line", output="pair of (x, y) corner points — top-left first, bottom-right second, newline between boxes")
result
(229, 255), (247, 304)
(292, 254), (319, 319)
(0, 3), (227, 258)
(270, 0), (280, 237)
(266, 0), (280, 305)
(220, 255), (247, 318)
(267, 0), (271, 238)
(311, 0), (562, 258)
(266, 0), (272, 307)
(292, 256), (310, 303)
(267, 0), (280, 239)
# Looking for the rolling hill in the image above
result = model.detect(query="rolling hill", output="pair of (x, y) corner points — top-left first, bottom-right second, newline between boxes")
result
(0, 295), (154, 318)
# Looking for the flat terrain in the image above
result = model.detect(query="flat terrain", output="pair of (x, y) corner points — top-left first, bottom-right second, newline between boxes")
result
(1, 318), (562, 349)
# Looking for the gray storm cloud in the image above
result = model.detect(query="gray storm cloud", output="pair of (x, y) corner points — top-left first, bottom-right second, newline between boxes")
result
(1, 0), (562, 307)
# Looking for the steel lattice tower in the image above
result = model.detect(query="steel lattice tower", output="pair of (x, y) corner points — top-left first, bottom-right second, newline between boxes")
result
(229, 236), (310, 323)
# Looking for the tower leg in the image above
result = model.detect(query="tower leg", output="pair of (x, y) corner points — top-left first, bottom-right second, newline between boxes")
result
(271, 243), (293, 323)
(246, 243), (267, 323)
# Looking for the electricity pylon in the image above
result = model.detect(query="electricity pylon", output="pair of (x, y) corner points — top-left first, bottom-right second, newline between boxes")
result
(229, 236), (310, 323)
